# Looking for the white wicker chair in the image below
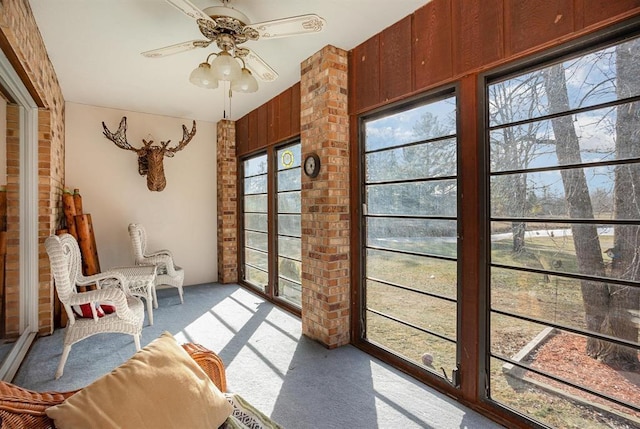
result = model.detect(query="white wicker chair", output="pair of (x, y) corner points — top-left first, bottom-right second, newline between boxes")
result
(128, 223), (185, 304)
(44, 234), (144, 379)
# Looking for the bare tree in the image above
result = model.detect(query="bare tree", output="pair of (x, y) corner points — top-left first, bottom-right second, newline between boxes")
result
(544, 46), (639, 365)
(603, 40), (640, 366)
(489, 77), (549, 253)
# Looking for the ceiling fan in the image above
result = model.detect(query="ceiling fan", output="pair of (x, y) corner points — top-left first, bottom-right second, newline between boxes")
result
(142, 0), (326, 89)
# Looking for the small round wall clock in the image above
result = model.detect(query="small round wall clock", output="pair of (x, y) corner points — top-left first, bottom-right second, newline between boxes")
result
(303, 153), (321, 178)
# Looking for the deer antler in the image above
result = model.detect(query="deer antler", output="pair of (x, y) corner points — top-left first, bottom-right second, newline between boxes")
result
(102, 117), (138, 152)
(101, 117), (197, 192)
(165, 121), (197, 157)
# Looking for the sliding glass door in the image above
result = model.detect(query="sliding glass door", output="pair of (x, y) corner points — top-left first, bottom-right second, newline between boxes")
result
(0, 48), (39, 381)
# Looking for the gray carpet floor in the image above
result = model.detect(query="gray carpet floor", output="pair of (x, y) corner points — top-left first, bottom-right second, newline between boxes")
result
(13, 283), (503, 429)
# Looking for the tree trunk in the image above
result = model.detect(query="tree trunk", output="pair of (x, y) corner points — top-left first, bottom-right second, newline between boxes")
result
(512, 173), (527, 253)
(605, 42), (640, 367)
(543, 64), (610, 357)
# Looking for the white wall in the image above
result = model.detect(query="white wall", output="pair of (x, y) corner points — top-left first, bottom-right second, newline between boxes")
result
(65, 102), (218, 286)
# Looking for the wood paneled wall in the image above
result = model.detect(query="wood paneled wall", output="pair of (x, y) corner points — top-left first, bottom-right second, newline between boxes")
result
(350, 0), (640, 115)
(231, 1), (640, 426)
(236, 83), (301, 156)
(237, 1), (640, 151)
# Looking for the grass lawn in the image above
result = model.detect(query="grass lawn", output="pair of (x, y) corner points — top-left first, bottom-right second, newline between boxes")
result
(364, 231), (639, 428)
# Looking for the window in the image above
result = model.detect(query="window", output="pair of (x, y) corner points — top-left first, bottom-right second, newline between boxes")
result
(360, 92), (459, 380)
(240, 142), (302, 309)
(276, 143), (302, 307)
(241, 154), (268, 289)
(486, 35), (640, 428)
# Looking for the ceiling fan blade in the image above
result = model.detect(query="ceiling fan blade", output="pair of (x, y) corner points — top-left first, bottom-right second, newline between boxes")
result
(141, 40), (212, 58)
(165, 0), (214, 22)
(241, 49), (278, 82)
(246, 14), (326, 40)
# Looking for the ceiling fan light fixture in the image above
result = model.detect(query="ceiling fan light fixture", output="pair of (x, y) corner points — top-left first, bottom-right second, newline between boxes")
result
(211, 51), (242, 81)
(189, 62), (218, 89)
(231, 68), (259, 93)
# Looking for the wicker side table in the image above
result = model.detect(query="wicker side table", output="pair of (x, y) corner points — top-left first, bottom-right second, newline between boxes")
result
(110, 265), (157, 325)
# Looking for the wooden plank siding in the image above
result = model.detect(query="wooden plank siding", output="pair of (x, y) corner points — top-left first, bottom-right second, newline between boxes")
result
(236, 1), (640, 151)
(237, 84), (301, 157)
(351, 35), (380, 115)
(380, 16), (413, 102)
(413, 0), (454, 92)
(451, 0), (504, 74)
(349, 0), (640, 116)
(504, 0), (576, 57)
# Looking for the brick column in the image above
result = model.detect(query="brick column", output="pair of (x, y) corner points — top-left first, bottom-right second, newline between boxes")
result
(300, 45), (350, 348)
(4, 105), (20, 336)
(216, 119), (238, 283)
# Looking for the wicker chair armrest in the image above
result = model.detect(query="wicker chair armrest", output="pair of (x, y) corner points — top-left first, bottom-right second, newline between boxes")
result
(67, 288), (134, 320)
(77, 271), (126, 289)
(182, 343), (227, 392)
(66, 288), (123, 306)
(140, 253), (178, 276)
(145, 248), (173, 259)
(0, 343), (224, 428)
(0, 381), (76, 428)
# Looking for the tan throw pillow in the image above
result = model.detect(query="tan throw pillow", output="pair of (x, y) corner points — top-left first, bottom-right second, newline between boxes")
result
(46, 332), (232, 429)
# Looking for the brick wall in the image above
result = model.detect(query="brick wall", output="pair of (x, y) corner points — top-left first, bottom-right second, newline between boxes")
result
(217, 119), (238, 284)
(0, 0), (65, 335)
(300, 45), (350, 348)
(4, 104), (19, 335)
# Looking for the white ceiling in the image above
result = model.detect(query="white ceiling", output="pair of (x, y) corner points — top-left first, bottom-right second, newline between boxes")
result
(28, 0), (428, 124)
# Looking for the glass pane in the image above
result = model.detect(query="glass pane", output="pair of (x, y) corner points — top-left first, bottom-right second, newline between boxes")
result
(244, 213), (267, 232)
(243, 152), (270, 292)
(245, 231), (268, 252)
(278, 214), (300, 237)
(488, 35), (640, 429)
(245, 248), (268, 271)
(491, 315), (640, 428)
(277, 144), (301, 170)
(366, 138), (457, 182)
(489, 164), (638, 220)
(244, 154), (268, 177)
(365, 96), (456, 152)
(363, 94), (458, 385)
(491, 267), (587, 331)
(367, 280), (456, 339)
(278, 168), (301, 192)
(367, 218), (457, 258)
(278, 236), (301, 261)
(366, 249), (457, 299)
(278, 257), (301, 283)
(245, 265), (267, 288)
(275, 143), (301, 308)
(244, 194), (267, 212)
(489, 39), (640, 127)
(277, 277), (301, 306)
(489, 222), (640, 280)
(488, 105), (639, 172)
(367, 180), (457, 216)
(244, 175), (267, 195)
(278, 190), (301, 213)
(366, 311), (456, 374)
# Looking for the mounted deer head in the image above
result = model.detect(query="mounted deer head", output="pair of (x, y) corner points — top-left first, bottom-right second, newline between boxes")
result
(102, 117), (197, 191)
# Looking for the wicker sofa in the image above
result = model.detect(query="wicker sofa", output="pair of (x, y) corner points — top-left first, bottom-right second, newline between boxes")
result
(0, 343), (280, 429)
